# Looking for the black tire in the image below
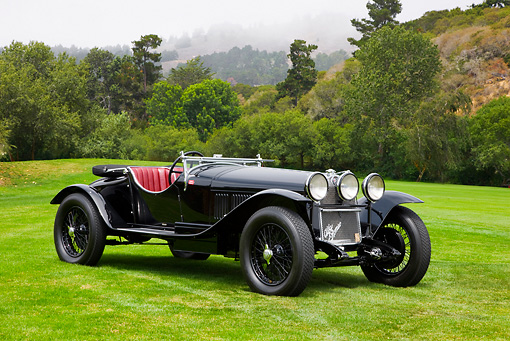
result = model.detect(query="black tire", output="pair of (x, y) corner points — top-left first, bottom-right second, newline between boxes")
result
(361, 206), (431, 287)
(54, 193), (106, 266)
(169, 246), (210, 260)
(240, 206), (315, 296)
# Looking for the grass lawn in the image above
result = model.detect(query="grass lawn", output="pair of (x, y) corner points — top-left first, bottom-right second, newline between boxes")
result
(1, 159), (509, 340)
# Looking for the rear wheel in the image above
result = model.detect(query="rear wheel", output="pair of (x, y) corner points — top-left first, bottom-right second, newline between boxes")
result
(240, 206), (314, 296)
(361, 206), (431, 286)
(54, 193), (106, 265)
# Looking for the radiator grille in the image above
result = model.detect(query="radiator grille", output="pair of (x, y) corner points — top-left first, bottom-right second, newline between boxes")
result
(319, 208), (361, 245)
(214, 193), (251, 220)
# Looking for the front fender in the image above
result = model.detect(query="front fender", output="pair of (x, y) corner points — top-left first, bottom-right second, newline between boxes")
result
(212, 189), (312, 251)
(359, 190), (423, 232)
(51, 184), (113, 229)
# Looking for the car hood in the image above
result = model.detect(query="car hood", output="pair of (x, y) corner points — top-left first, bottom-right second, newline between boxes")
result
(202, 166), (313, 193)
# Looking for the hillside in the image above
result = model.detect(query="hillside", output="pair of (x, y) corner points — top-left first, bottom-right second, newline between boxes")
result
(407, 6), (510, 113)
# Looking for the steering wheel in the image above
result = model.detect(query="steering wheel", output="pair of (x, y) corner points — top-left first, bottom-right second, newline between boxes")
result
(168, 151), (204, 181)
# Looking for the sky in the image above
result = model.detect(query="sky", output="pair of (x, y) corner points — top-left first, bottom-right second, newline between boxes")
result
(1, 0), (481, 49)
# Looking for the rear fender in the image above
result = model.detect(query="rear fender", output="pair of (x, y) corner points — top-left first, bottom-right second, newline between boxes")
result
(51, 184), (113, 229)
(359, 190), (423, 235)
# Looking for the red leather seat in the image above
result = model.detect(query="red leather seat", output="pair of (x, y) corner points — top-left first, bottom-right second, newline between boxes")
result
(129, 167), (182, 193)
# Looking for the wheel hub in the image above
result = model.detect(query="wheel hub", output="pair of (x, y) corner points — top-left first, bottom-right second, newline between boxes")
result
(263, 244), (273, 264)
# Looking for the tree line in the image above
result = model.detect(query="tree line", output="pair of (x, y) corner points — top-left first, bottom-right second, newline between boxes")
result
(1, 0), (509, 186)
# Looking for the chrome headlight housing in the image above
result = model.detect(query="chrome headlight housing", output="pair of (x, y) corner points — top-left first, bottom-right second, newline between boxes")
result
(362, 173), (385, 202)
(305, 172), (328, 201)
(336, 171), (359, 201)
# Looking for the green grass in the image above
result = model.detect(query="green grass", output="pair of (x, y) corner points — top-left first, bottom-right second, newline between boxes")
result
(1, 159), (509, 340)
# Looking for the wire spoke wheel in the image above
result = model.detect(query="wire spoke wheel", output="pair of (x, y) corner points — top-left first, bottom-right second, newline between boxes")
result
(54, 193), (106, 266)
(361, 206), (431, 287)
(240, 206), (314, 296)
(375, 223), (411, 275)
(251, 223), (293, 285)
(62, 206), (90, 257)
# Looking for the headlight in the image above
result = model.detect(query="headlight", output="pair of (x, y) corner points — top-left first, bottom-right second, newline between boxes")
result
(362, 173), (385, 202)
(305, 173), (328, 201)
(337, 171), (359, 201)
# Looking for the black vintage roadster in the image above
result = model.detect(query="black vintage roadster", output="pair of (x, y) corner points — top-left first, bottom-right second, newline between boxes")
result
(51, 151), (431, 296)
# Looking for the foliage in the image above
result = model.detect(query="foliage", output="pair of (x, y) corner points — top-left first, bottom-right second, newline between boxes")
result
(346, 26), (441, 168)
(181, 79), (241, 141)
(131, 34), (163, 93)
(0, 119), (11, 160)
(232, 83), (257, 102)
(110, 54), (145, 119)
(160, 50), (179, 62)
(276, 39), (318, 106)
(311, 119), (354, 170)
(201, 45), (288, 86)
(206, 110), (355, 170)
(298, 69), (354, 121)
(168, 56), (214, 90)
(348, 0), (402, 48)
(314, 50), (350, 71)
(77, 111), (133, 159)
(146, 82), (186, 127)
(469, 96), (510, 184)
(82, 48), (117, 114)
(472, 0), (510, 8)
(145, 79), (241, 142)
(241, 86), (278, 115)
(140, 125), (203, 162)
(405, 5), (510, 35)
(405, 92), (471, 182)
(0, 41), (87, 160)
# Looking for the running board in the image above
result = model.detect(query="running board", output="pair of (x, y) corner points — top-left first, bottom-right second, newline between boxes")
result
(115, 223), (212, 238)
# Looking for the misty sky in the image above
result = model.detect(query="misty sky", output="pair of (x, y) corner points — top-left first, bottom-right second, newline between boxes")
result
(2, 0), (480, 48)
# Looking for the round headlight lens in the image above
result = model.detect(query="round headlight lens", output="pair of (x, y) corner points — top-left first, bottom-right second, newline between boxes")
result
(337, 172), (359, 201)
(306, 173), (328, 201)
(362, 173), (385, 202)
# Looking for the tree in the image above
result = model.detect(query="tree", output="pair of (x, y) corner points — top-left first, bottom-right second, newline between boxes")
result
(132, 34), (162, 93)
(200, 46), (288, 86)
(312, 119), (354, 170)
(314, 50), (349, 71)
(112, 55), (145, 120)
(348, 0), (402, 48)
(168, 56), (214, 89)
(276, 40), (318, 106)
(145, 81), (186, 127)
(405, 92), (471, 182)
(472, 0), (510, 8)
(0, 42), (86, 160)
(82, 48), (116, 114)
(181, 79), (241, 141)
(0, 119), (11, 160)
(469, 96), (510, 185)
(207, 110), (316, 168)
(78, 111), (132, 159)
(142, 125), (202, 162)
(346, 26), (441, 167)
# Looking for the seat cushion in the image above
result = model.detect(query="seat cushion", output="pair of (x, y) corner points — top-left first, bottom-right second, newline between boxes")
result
(129, 167), (182, 192)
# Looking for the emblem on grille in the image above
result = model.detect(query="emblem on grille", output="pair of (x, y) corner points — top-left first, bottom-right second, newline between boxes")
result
(323, 221), (342, 241)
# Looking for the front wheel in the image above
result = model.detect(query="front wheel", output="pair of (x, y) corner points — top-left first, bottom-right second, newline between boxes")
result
(361, 206), (431, 287)
(240, 206), (314, 296)
(54, 193), (106, 265)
